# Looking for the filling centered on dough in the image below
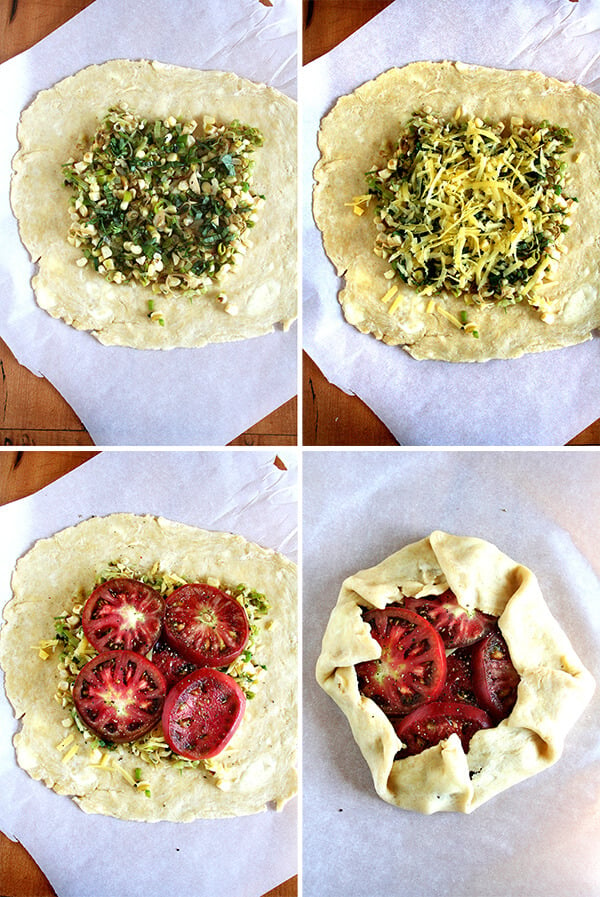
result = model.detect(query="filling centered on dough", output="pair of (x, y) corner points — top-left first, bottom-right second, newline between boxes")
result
(63, 106), (264, 307)
(360, 110), (576, 325)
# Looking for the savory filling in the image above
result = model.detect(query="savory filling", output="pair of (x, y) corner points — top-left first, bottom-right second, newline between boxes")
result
(354, 109), (577, 327)
(354, 589), (520, 757)
(63, 107), (264, 308)
(38, 562), (269, 795)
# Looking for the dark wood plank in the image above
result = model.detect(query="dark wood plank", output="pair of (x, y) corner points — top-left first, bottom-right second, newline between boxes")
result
(303, 353), (398, 445)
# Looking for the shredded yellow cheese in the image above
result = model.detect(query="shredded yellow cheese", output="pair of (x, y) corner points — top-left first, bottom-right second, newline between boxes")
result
(380, 284), (399, 304)
(366, 109), (577, 317)
(34, 638), (59, 660)
(345, 194), (372, 216)
(388, 292), (404, 315)
(434, 303), (465, 330)
(62, 744), (80, 763)
(57, 733), (75, 752)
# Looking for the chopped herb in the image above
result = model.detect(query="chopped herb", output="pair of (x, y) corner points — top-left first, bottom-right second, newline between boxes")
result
(63, 107), (264, 299)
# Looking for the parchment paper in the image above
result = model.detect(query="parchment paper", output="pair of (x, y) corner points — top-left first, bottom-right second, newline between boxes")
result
(0, 449), (298, 897)
(303, 0), (600, 445)
(303, 449), (600, 897)
(0, 0), (297, 446)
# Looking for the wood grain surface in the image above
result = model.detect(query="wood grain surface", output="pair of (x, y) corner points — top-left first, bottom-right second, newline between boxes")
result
(0, 450), (297, 897)
(0, 0), (297, 447)
(301, 0), (600, 446)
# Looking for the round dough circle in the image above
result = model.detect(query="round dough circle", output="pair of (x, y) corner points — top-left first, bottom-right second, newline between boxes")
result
(313, 61), (600, 361)
(11, 59), (297, 349)
(0, 513), (298, 821)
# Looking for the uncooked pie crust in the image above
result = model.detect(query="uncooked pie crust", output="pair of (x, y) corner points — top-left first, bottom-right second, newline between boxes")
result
(0, 513), (297, 821)
(11, 59), (297, 349)
(313, 61), (600, 361)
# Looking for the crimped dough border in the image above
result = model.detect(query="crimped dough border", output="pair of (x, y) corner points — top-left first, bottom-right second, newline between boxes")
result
(316, 531), (595, 813)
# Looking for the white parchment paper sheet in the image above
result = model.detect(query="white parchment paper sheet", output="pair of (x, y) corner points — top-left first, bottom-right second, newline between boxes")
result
(303, 0), (600, 445)
(0, 0), (298, 446)
(303, 449), (600, 897)
(0, 449), (298, 897)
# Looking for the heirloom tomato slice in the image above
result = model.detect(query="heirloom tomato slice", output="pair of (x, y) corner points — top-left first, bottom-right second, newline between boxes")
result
(162, 668), (246, 760)
(82, 578), (164, 654)
(151, 640), (197, 689)
(437, 647), (478, 705)
(403, 589), (495, 650)
(355, 606), (446, 716)
(163, 584), (249, 667)
(393, 700), (493, 757)
(73, 650), (166, 743)
(472, 628), (520, 722)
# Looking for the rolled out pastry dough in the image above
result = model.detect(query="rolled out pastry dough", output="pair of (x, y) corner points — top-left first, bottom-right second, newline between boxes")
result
(313, 61), (600, 361)
(11, 59), (297, 349)
(0, 513), (298, 821)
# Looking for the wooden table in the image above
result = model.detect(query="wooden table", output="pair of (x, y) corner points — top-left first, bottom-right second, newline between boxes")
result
(301, 0), (600, 446)
(0, 0), (296, 447)
(0, 451), (297, 897)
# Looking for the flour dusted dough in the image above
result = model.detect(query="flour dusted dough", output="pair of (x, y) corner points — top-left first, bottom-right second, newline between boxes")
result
(313, 61), (600, 361)
(11, 60), (297, 349)
(316, 531), (595, 813)
(0, 513), (297, 821)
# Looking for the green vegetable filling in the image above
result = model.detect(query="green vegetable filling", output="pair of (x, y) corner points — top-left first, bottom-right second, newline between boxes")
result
(366, 109), (577, 311)
(63, 107), (264, 297)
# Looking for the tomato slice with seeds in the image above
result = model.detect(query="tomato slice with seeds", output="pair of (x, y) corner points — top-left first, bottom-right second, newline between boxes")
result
(472, 628), (520, 722)
(163, 584), (249, 668)
(162, 668), (246, 760)
(437, 647), (479, 705)
(403, 589), (496, 650)
(393, 700), (493, 757)
(355, 606), (446, 716)
(151, 640), (197, 689)
(73, 650), (166, 743)
(82, 578), (164, 655)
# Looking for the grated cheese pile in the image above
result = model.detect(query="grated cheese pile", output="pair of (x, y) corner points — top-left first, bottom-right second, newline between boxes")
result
(365, 109), (577, 315)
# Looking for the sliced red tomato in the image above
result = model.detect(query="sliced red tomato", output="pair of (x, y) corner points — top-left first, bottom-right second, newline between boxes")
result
(403, 589), (495, 650)
(355, 605), (446, 716)
(82, 578), (164, 655)
(151, 640), (197, 689)
(472, 628), (520, 722)
(162, 668), (246, 760)
(73, 650), (166, 744)
(393, 700), (493, 757)
(437, 647), (478, 705)
(163, 584), (249, 668)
